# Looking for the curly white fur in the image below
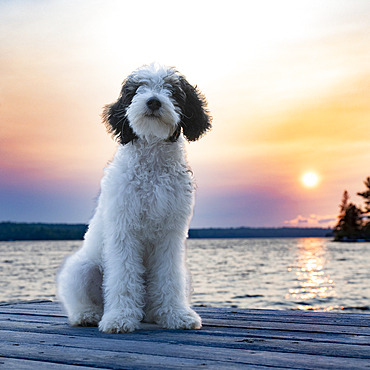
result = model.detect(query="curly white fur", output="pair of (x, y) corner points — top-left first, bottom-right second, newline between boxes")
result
(57, 64), (211, 333)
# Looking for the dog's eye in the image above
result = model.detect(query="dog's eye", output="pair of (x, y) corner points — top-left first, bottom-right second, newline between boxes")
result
(162, 82), (172, 90)
(159, 83), (174, 97)
(136, 85), (147, 94)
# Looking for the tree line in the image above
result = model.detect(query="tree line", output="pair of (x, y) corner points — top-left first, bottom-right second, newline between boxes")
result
(0, 223), (87, 241)
(334, 176), (370, 241)
(0, 222), (333, 241)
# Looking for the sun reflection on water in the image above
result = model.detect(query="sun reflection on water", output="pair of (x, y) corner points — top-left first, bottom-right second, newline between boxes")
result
(286, 238), (342, 311)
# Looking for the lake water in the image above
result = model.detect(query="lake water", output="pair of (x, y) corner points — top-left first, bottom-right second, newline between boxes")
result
(1, 238), (369, 313)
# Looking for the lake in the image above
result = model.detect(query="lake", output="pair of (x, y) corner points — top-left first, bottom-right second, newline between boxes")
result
(0, 238), (369, 313)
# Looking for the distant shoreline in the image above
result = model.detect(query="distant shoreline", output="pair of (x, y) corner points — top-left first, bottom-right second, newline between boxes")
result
(0, 222), (333, 241)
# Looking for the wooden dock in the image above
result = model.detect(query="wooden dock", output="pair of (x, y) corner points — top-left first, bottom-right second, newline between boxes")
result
(0, 301), (369, 369)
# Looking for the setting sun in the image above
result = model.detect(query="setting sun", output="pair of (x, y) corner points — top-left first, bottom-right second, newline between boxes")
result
(301, 172), (320, 188)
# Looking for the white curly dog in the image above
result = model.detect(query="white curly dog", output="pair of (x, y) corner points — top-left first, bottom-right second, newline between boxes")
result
(57, 64), (211, 333)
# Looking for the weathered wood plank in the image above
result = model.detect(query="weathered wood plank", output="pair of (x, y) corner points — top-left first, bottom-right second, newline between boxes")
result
(2, 302), (370, 327)
(0, 301), (369, 369)
(2, 332), (370, 370)
(3, 311), (369, 337)
(0, 342), (248, 369)
(1, 326), (370, 360)
(197, 307), (370, 326)
(2, 319), (370, 348)
(0, 357), (98, 369)
(197, 306), (370, 318)
(203, 318), (370, 336)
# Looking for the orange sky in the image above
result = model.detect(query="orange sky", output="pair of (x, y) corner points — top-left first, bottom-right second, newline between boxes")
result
(1, 0), (369, 227)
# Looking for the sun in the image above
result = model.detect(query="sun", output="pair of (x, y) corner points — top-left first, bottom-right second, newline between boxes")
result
(301, 172), (320, 188)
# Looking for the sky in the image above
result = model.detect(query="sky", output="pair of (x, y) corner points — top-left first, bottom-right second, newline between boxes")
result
(0, 0), (369, 228)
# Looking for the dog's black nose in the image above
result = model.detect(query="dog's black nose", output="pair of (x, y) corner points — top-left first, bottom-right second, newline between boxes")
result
(146, 98), (162, 111)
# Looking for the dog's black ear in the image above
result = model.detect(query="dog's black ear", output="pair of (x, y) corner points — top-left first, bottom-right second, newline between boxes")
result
(102, 80), (138, 145)
(179, 77), (212, 141)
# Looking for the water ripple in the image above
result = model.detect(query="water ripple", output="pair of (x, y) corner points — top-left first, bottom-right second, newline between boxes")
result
(1, 238), (369, 312)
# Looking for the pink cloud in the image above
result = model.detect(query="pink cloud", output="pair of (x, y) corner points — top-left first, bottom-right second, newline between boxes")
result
(284, 214), (337, 228)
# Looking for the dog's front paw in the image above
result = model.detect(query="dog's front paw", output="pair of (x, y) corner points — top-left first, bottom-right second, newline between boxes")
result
(159, 308), (202, 330)
(98, 311), (141, 334)
(69, 309), (102, 327)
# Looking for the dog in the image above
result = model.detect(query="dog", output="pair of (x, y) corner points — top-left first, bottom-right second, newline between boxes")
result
(57, 64), (211, 333)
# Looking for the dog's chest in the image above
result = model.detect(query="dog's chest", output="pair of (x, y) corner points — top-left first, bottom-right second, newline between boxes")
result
(131, 158), (192, 211)
(105, 141), (194, 228)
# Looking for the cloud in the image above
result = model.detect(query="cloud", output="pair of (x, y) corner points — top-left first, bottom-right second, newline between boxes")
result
(284, 214), (337, 228)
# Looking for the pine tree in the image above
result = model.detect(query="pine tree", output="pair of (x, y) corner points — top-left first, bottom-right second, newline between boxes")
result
(357, 176), (370, 238)
(334, 190), (362, 241)
(339, 190), (349, 216)
(357, 177), (370, 212)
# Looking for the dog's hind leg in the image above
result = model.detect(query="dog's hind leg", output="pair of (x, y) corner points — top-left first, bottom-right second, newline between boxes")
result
(57, 252), (104, 326)
(57, 205), (105, 326)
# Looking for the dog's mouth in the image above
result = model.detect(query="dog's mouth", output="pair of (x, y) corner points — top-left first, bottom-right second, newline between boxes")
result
(144, 111), (161, 118)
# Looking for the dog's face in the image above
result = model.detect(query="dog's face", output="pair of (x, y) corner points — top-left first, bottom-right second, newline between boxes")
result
(102, 65), (211, 144)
